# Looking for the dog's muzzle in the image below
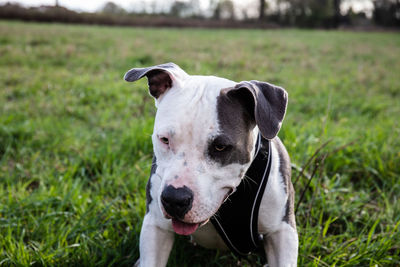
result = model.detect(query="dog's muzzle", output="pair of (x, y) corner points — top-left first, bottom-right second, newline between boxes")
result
(161, 185), (193, 219)
(161, 185), (202, 235)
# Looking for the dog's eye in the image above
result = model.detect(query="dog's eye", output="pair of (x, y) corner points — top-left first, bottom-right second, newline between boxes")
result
(210, 136), (232, 153)
(160, 137), (169, 145)
(213, 143), (232, 153)
(214, 144), (226, 151)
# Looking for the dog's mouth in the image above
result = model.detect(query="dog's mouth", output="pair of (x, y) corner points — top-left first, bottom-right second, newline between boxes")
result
(162, 209), (209, 236)
(171, 218), (209, 236)
(167, 187), (234, 236)
(171, 219), (198, 235)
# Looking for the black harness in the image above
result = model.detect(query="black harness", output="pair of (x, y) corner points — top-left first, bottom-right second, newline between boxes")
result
(210, 133), (271, 257)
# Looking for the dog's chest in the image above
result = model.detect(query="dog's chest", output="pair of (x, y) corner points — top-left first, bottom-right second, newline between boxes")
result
(190, 222), (228, 250)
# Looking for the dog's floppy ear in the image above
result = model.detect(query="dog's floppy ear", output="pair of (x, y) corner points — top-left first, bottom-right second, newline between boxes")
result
(124, 62), (188, 99)
(225, 81), (288, 139)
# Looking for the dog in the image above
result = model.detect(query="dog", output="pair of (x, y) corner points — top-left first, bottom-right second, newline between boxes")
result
(124, 63), (298, 267)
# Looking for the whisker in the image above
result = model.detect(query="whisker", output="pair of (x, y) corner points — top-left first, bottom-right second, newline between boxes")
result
(243, 175), (257, 185)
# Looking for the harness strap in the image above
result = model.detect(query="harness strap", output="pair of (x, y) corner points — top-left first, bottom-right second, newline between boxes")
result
(210, 134), (272, 257)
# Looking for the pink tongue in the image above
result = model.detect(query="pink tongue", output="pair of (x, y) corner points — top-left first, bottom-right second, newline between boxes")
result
(172, 219), (199, 235)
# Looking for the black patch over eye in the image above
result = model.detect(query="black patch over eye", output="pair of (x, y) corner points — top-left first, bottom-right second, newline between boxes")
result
(206, 134), (252, 166)
(212, 90), (254, 166)
(211, 136), (232, 152)
(207, 136), (234, 163)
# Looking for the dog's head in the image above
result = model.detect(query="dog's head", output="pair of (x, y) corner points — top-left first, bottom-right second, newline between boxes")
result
(125, 63), (288, 235)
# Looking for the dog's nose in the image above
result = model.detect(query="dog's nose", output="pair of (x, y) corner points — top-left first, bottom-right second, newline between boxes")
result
(161, 185), (193, 219)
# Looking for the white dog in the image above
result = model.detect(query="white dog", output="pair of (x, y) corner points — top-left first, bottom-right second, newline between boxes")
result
(124, 63), (298, 267)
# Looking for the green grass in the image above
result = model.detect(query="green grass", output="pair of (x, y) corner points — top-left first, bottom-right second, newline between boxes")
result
(0, 20), (399, 266)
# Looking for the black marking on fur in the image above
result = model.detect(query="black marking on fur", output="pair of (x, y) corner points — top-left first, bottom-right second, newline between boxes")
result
(282, 181), (296, 229)
(146, 156), (157, 213)
(272, 138), (296, 229)
(209, 89), (255, 166)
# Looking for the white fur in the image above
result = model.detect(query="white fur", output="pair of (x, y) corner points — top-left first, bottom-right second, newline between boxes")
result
(264, 222), (299, 267)
(152, 75), (244, 224)
(136, 67), (298, 267)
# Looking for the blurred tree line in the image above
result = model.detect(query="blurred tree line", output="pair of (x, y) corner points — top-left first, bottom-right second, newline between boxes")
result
(0, 0), (399, 28)
(269, 0), (399, 28)
(100, 0), (400, 28)
(372, 0), (400, 27)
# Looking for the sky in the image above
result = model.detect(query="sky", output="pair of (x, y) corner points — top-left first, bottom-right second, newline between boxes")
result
(0, 0), (137, 12)
(0, 0), (217, 12)
(0, 0), (374, 16)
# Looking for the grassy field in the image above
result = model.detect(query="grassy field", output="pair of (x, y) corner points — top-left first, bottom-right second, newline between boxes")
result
(0, 20), (399, 266)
